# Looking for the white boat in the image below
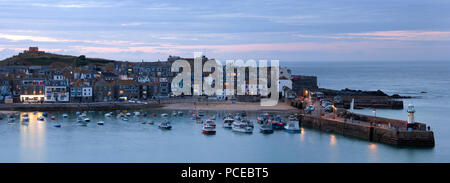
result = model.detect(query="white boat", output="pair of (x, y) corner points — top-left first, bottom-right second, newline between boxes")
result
(159, 119), (172, 130)
(161, 113), (169, 117)
(105, 112), (112, 117)
(147, 120), (154, 125)
(177, 111), (183, 116)
(84, 118), (90, 122)
(37, 116), (45, 121)
(198, 111), (205, 117)
(232, 120), (253, 133)
(76, 111), (81, 115)
(97, 121), (104, 125)
(134, 111), (141, 116)
(122, 116), (129, 121)
(211, 114), (216, 120)
(126, 112), (131, 116)
(62, 113), (69, 118)
(284, 121), (301, 133)
(172, 111), (177, 116)
(223, 116), (234, 128)
(54, 123), (61, 128)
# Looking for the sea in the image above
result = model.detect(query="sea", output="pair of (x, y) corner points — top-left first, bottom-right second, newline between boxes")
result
(0, 61), (449, 162)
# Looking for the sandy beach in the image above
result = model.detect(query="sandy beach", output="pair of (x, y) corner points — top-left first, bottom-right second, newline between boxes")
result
(161, 101), (298, 112)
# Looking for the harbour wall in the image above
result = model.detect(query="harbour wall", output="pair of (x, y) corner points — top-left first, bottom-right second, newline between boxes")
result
(299, 115), (435, 147)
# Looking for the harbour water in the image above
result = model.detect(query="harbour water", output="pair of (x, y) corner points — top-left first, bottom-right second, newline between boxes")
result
(0, 61), (449, 162)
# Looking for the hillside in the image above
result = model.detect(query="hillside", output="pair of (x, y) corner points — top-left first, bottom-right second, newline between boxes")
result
(0, 51), (119, 67)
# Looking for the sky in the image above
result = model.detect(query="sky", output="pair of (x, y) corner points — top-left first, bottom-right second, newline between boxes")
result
(0, 0), (449, 62)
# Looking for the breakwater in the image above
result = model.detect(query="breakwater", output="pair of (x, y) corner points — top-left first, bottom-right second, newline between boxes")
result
(0, 102), (163, 111)
(298, 114), (435, 147)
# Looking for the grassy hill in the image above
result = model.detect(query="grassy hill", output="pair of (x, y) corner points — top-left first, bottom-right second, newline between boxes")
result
(0, 52), (119, 67)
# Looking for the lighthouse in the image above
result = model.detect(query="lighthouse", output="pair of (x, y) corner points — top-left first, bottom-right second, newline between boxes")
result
(407, 104), (416, 124)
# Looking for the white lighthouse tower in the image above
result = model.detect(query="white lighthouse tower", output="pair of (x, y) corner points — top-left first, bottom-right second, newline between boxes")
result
(407, 104), (416, 124)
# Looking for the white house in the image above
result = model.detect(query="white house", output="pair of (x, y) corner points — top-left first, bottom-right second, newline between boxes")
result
(279, 78), (293, 97)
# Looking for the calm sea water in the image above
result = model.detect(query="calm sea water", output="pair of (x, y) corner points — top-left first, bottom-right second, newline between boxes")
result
(0, 61), (449, 162)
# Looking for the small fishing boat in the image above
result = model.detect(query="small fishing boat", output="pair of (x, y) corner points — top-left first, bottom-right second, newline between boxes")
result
(8, 115), (15, 124)
(126, 112), (131, 116)
(202, 125), (216, 135)
(121, 116), (129, 121)
(172, 111), (177, 116)
(198, 111), (205, 117)
(76, 111), (81, 115)
(104, 112), (112, 117)
(37, 116), (45, 121)
(203, 119), (216, 128)
(152, 113), (157, 117)
(62, 113), (69, 118)
(161, 113), (168, 118)
(97, 121), (104, 125)
(54, 123), (61, 128)
(177, 111), (183, 116)
(134, 111), (141, 116)
(259, 123), (274, 134)
(22, 114), (30, 122)
(84, 117), (91, 122)
(284, 121), (301, 133)
(77, 121), (87, 126)
(42, 112), (48, 117)
(147, 120), (154, 125)
(223, 116), (234, 128)
(159, 119), (172, 130)
(50, 116), (56, 120)
(79, 112), (87, 117)
(232, 120), (253, 133)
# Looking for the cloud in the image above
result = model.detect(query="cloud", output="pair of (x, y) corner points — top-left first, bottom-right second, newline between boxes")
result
(0, 33), (74, 42)
(339, 31), (450, 41)
(120, 22), (147, 27)
(30, 1), (112, 8)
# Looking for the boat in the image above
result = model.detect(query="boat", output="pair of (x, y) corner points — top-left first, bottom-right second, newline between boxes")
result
(259, 123), (274, 134)
(202, 125), (216, 134)
(232, 120), (253, 133)
(105, 112), (112, 117)
(121, 116), (129, 121)
(50, 116), (56, 120)
(203, 119), (216, 128)
(172, 111), (178, 116)
(152, 113), (157, 117)
(42, 112), (48, 117)
(62, 113), (69, 118)
(147, 120), (154, 125)
(8, 115), (15, 124)
(177, 111), (183, 116)
(223, 116), (234, 128)
(284, 121), (301, 133)
(158, 119), (172, 130)
(97, 121), (104, 125)
(134, 111), (141, 116)
(161, 113), (168, 118)
(54, 123), (61, 128)
(269, 115), (285, 130)
(126, 112), (131, 116)
(77, 121), (87, 126)
(22, 114), (30, 122)
(79, 112), (87, 117)
(84, 117), (91, 122)
(211, 114), (216, 120)
(76, 111), (81, 115)
(37, 116), (45, 121)
(241, 111), (247, 117)
(198, 111), (205, 117)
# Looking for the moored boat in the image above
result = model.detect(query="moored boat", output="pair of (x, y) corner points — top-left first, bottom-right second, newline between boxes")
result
(223, 116), (234, 128)
(203, 119), (216, 128)
(159, 119), (172, 130)
(97, 121), (104, 125)
(202, 125), (216, 134)
(62, 113), (69, 118)
(284, 121), (301, 133)
(259, 123), (274, 134)
(84, 117), (91, 122)
(232, 120), (253, 133)
(54, 123), (61, 128)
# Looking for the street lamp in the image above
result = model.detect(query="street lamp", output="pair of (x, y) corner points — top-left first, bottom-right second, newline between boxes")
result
(372, 109), (377, 118)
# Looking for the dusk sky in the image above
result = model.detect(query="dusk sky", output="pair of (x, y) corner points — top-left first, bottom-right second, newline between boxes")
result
(0, 0), (449, 62)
